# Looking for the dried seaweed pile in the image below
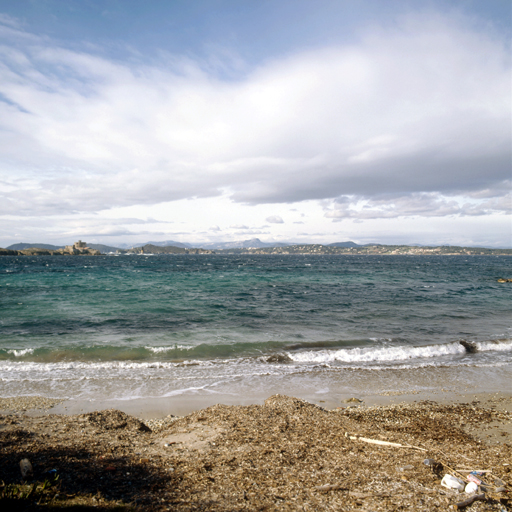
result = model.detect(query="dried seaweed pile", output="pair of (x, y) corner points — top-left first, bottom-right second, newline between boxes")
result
(0, 395), (510, 511)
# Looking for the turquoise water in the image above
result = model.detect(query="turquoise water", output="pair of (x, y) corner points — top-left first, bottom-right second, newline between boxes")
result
(0, 255), (511, 400)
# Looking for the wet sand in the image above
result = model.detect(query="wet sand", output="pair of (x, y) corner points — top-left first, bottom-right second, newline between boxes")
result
(0, 392), (511, 511)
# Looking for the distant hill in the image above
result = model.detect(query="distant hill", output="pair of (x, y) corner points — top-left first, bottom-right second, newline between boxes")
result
(126, 244), (213, 254)
(115, 240), (192, 249)
(7, 243), (63, 250)
(128, 244), (187, 254)
(202, 238), (290, 250)
(327, 241), (360, 248)
(86, 244), (125, 254)
(144, 240), (192, 248)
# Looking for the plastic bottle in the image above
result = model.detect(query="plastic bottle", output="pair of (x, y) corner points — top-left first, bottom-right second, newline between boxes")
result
(441, 474), (465, 491)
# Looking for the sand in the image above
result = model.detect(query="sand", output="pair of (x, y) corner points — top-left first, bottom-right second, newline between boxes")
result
(0, 392), (511, 511)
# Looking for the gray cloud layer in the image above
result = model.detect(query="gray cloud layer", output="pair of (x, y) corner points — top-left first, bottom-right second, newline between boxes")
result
(324, 192), (512, 220)
(0, 12), (510, 220)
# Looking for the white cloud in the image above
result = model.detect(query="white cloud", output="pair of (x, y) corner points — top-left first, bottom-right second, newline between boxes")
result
(0, 10), (510, 248)
(0, 11), (509, 219)
(266, 215), (284, 224)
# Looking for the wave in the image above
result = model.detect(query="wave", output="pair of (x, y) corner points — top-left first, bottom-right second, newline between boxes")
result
(6, 348), (35, 357)
(475, 339), (512, 352)
(0, 338), (510, 366)
(144, 345), (194, 353)
(0, 338), (365, 362)
(286, 339), (512, 364)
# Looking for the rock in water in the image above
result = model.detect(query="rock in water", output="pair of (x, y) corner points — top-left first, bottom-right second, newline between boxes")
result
(459, 340), (477, 353)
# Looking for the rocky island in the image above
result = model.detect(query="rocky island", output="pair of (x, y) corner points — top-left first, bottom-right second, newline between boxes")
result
(0, 240), (101, 256)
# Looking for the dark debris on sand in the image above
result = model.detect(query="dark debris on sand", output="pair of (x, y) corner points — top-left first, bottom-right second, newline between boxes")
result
(0, 395), (511, 510)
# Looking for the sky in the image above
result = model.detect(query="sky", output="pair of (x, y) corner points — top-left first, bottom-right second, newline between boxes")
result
(0, 0), (510, 248)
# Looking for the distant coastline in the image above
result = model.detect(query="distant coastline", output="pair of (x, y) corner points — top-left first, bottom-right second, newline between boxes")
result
(1, 241), (511, 256)
(211, 244), (512, 256)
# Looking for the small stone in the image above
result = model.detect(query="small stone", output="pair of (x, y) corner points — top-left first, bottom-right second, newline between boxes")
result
(20, 458), (32, 478)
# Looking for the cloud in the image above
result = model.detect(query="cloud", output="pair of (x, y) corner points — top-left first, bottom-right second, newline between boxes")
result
(0, 13), (21, 28)
(0, 213), (175, 243)
(266, 215), (284, 224)
(324, 191), (512, 220)
(0, 11), (509, 220)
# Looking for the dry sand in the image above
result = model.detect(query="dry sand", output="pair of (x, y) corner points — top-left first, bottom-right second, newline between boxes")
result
(0, 393), (511, 511)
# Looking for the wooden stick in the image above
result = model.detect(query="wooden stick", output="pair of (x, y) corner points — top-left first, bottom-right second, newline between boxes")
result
(349, 491), (392, 499)
(456, 469), (491, 473)
(345, 433), (427, 451)
(315, 484), (347, 491)
(435, 447), (472, 462)
(453, 493), (485, 509)
(438, 460), (468, 482)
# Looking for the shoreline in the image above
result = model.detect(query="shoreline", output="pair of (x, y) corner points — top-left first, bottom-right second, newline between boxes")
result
(2, 389), (511, 441)
(2, 360), (511, 411)
(2, 360), (511, 418)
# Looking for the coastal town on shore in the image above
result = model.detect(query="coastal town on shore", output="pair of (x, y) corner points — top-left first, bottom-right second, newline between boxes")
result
(1, 240), (511, 256)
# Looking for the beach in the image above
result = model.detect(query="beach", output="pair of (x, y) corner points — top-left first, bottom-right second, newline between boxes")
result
(1, 255), (511, 509)
(1, 391), (511, 511)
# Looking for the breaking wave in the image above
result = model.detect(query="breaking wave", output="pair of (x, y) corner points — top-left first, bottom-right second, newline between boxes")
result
(286, 339), (512, 364)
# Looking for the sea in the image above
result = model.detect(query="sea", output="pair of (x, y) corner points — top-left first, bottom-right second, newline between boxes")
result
(1, 254), (511, 406)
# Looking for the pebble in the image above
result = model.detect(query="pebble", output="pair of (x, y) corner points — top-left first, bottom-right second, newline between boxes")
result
(20, 458), (33, 478)
(140, 414), (180, 431)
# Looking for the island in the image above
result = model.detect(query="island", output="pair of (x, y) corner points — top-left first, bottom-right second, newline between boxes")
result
(0, 240), (101, 256)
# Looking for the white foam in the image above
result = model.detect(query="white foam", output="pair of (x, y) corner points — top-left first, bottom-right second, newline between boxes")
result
(475, 339), (512, 352)
(6, 348), (34, 357)
(145, 345), (192, 353)
(287, 342), (466, 363)
(0, 360), (180, 372)
(162, 385), (221, 397)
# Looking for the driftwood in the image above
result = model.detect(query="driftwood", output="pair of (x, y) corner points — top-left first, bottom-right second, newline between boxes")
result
(438, 460), (470, 483)
(345, 433), (427, 451)
(315, 484), (347, 491)
(349, 491), (392, 499)
(453, 493), (485, 509)
(456, 468), (491, 473)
